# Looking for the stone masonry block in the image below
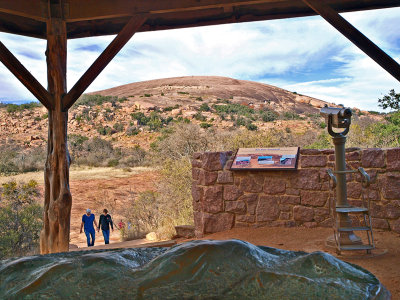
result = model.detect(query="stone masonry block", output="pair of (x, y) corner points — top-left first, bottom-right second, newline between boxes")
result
(300, 155), (327, 168)
(300, 191), (328, 207)
(387, 148), (400, 171)
(217, 171), (234, 184)
(286, 188), (300, 196)
(225, 200), (246, 214)
(384, 202), (400, 219)
(280, 195), (300, 205)
(361, 148), (385, 168)
(240, 193), (258, 215)
(256, 196), (280, 222)
(390, 219), (400, 234)
(197, 170), (218, 186)
(300, 149), (321, 155)
(203, 185), (223, 213)
(293, 206), (314, 222)
(223, 185), (243, 201)
(383, 173), (400, 200)
(371, 218), (389, 230)
(263, 177), (286, 194)
(191, 183), (203, 204)
(236, 214), (256, 223)
(202, 152), (232, 171)
(241, 176), (264, 193)
(203, 212), (234, 233)
(347, 182), (362, 199)
(346, 151), (360, 161)
(290, 169), (321, 190)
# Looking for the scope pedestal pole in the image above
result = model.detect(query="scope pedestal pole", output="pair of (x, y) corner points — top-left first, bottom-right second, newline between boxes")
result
(326, 135), (362, 247)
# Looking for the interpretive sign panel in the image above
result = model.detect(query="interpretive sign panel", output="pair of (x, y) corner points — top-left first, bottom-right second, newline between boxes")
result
(230, 147), (299, 170)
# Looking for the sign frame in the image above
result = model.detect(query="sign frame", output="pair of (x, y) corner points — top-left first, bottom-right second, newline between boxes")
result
(229, 147), (300, 171)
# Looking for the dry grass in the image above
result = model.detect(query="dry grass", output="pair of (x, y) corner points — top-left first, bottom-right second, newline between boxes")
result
(0, 166), (155, 185)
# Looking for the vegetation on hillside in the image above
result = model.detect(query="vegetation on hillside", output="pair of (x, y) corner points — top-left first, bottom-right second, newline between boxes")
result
(73, 94), (128, 108)
(1, 89), (399, 246)
(0, 180), (42, 259)
(0, 101), (41, 113)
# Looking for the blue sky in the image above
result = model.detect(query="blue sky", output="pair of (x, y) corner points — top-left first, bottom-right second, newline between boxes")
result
(0, 7), (399, 111)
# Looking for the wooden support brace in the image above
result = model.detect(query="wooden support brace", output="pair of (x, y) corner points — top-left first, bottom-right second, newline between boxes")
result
(0, 41), (53, 109)
(303, 0), (400, 82)
(62, 15), (147, 110)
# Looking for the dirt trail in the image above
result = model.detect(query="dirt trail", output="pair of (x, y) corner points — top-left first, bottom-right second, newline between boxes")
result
(68, 170), (159, 247)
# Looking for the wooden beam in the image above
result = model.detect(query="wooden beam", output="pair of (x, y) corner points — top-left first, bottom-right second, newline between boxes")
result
(65, 0), (400, 22)
(0, 41), (53, 109)
(62, 15), (147, 110)
(303, 0), (400, 82)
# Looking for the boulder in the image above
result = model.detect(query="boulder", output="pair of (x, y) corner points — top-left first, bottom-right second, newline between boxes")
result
(175, 225), (195, 238)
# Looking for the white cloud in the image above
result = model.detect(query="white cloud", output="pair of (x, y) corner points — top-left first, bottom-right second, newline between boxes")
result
(0, 6), (399, 110)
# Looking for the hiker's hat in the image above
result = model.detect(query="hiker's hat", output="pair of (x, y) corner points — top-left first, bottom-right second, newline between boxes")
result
(86, 208), (91, 213)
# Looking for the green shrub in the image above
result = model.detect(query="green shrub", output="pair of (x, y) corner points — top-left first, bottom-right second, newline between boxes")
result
(73, 94), (126, 108)
(126, 126), (140, 136)
(213, 103), (254, 116)
(246, 123), (258, 131)
(196, 97), (203, 101)
(194, 112), (207, 121)
(119, 146), (147, 167)
(235, 117), (247, 127)
(0, 144), (46, 175)
(304, 132), (332, 149)
(5, 102), (41, 113)
(177, 92), (189, 95)
(199, 103), (210, 112)
(200, 122), (212, 129)
(144, 94), (152, 97)
(282, 111), (304, 120)
(0, 180), (42, 259)
(113, 122), (124, 132)
(163, 105), (180, 112)
(131, 112), (149, 125)
(97, 126), (113, 135)
(107, 158), (119, 167)
(260, 110), (278, 122)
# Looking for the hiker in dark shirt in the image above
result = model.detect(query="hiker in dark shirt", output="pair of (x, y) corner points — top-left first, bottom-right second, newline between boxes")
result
(98, 209), (114, 244)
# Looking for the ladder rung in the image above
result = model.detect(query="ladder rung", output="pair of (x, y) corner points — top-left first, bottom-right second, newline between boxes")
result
(336, 207), (368, 213)
(338, 226), (371, 231)
(339, 244), (374, 251)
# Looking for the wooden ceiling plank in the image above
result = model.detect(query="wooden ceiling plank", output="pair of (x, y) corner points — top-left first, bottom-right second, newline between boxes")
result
(0, 0), (45, 21)
(66, 0), (285, 21)
(303, 0), (400, 82)
(62, 15), (147, 110)
(65, 0), (400, 22)
(0, 41), (53, 109)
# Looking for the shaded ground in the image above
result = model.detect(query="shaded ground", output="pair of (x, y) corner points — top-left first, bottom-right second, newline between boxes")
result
(193, 227), (400, 299)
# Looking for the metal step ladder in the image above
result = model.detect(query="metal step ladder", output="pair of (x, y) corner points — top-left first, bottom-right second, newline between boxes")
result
(327, 167), (375, 254)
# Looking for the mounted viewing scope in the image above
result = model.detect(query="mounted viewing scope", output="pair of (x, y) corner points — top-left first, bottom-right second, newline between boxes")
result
(320, 105), (352, 137)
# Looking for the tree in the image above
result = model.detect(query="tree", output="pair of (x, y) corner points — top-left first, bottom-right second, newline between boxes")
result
(378, 89), (400, 111)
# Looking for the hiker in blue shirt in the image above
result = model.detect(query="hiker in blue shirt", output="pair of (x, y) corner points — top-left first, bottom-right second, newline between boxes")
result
(80, 209), (98, 247)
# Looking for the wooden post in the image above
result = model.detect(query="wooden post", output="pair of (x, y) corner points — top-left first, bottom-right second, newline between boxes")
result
(40, 13), (71, 254)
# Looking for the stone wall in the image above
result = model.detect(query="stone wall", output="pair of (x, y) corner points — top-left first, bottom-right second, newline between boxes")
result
(191, 148), (400, 237)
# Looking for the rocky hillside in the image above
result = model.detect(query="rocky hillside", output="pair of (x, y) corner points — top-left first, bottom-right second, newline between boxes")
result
(0, 76), (377, 150)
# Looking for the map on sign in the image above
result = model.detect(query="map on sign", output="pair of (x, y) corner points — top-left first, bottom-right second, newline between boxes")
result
(230, 147), (299, 170)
